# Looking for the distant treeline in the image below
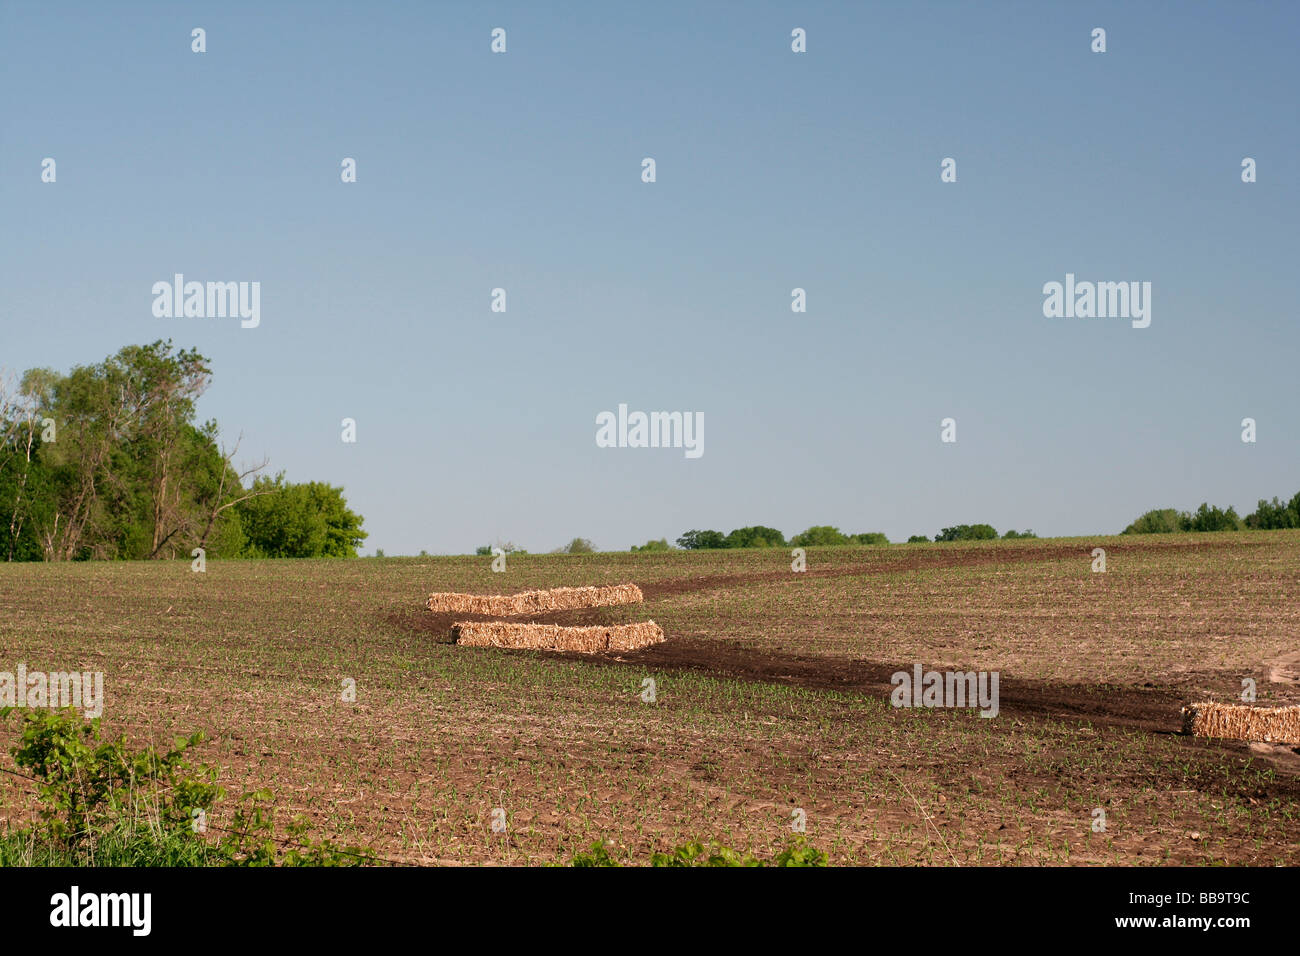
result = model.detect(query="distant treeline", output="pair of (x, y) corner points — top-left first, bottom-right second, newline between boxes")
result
(629, 498), (1300, 553)
(626, 524), (1038, 552)
(0, 341), (366, 561)
(1123, 493), (1300, 534)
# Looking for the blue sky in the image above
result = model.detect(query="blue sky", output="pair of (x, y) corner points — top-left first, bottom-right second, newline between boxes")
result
(2, 1), (1297, 554)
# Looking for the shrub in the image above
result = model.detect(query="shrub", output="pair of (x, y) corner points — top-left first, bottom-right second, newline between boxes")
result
(3, 707), (220, 853)
(907, 535), (930, 544)
(0, 708), (370, 867)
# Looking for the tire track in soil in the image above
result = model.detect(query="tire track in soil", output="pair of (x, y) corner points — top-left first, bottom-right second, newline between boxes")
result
(389, 536), (1293, 763)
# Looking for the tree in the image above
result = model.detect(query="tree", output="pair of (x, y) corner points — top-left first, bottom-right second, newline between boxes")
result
(676, 529), (727, 550)
(1185, 503), (1242, 532)
(934, 524), (997, 542)
(847, 532), (889, 545)
(0, 370), (53, 561)
(1121, 508), (1185, 534)
(556, 537), (596, 554)
(235, 474), (367, 558)
(907, 535), (930, 544)
(724, 526), (786, 549)
(790, 526), (849, 547)
(196, 443), (263, 555)
(476, 540), (524, 555)
(14, 341), (259, 561)
(631, 538), (672, 552)
(1, 343), (387, 562)
(1002, 529), (1036, 539)
(1245, 494), (1300, 530)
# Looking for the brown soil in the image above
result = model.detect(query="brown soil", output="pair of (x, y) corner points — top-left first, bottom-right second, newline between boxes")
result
(391, 541), (1300, 772)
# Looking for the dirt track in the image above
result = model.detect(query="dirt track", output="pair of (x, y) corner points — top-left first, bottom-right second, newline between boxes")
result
(391, 539), (1300, 769)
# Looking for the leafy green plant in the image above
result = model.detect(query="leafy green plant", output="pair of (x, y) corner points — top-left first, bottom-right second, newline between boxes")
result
(1, 707), (371, 867)
(569, 836), (826, 867)
(570, 840), (622, 867)
(770, 838), (829, 867)
(3, 706), (220, 850)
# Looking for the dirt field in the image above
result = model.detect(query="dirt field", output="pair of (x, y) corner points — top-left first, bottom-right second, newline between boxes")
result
(3, 532), (1299, 865)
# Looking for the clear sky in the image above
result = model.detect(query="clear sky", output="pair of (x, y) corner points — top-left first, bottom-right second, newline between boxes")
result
(2, 1), (1297, 554)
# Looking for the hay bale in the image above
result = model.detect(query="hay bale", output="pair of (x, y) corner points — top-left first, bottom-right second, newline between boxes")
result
(449, 620), (665, 653)
(426, 583), (644, 616)
(1181, 701), (1300, 743)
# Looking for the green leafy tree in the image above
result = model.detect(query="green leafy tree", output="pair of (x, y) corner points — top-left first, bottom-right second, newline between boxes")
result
(630, 538), (673, 552)
(1121, 508), (1186, 534)
(724, 526), (787, 549)
(676, 529), (727, 550)
(0, 373), (55, 561)
(236, 474), (367, 558)
(1245, 493), (1300, 530)
(1002, 529), (1036, 539)
(3, 342), (259, 561)
(1184, 502), (1243, 532)
(907, 534), (930, 543)
(934, 524), (998, 542)
(557, 537), (596, 554)
(789, 525), (849, 547)
(847, 532), (889, 545)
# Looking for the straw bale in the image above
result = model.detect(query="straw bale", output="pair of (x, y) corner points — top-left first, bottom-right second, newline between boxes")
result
(426, 583), (643, 616)
(449, 620), (665, 653)
(1181, 701), (1300, 743)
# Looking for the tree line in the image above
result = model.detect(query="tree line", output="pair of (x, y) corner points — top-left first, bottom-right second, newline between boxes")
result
(0, 341), (366, 561)
(1122, 493), (1300, 534)
(627, 524), (1038, 551)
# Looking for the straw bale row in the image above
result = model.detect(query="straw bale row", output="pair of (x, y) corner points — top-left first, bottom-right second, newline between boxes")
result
(426, 583), (643, 616)
(449, 620), (665, 653)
